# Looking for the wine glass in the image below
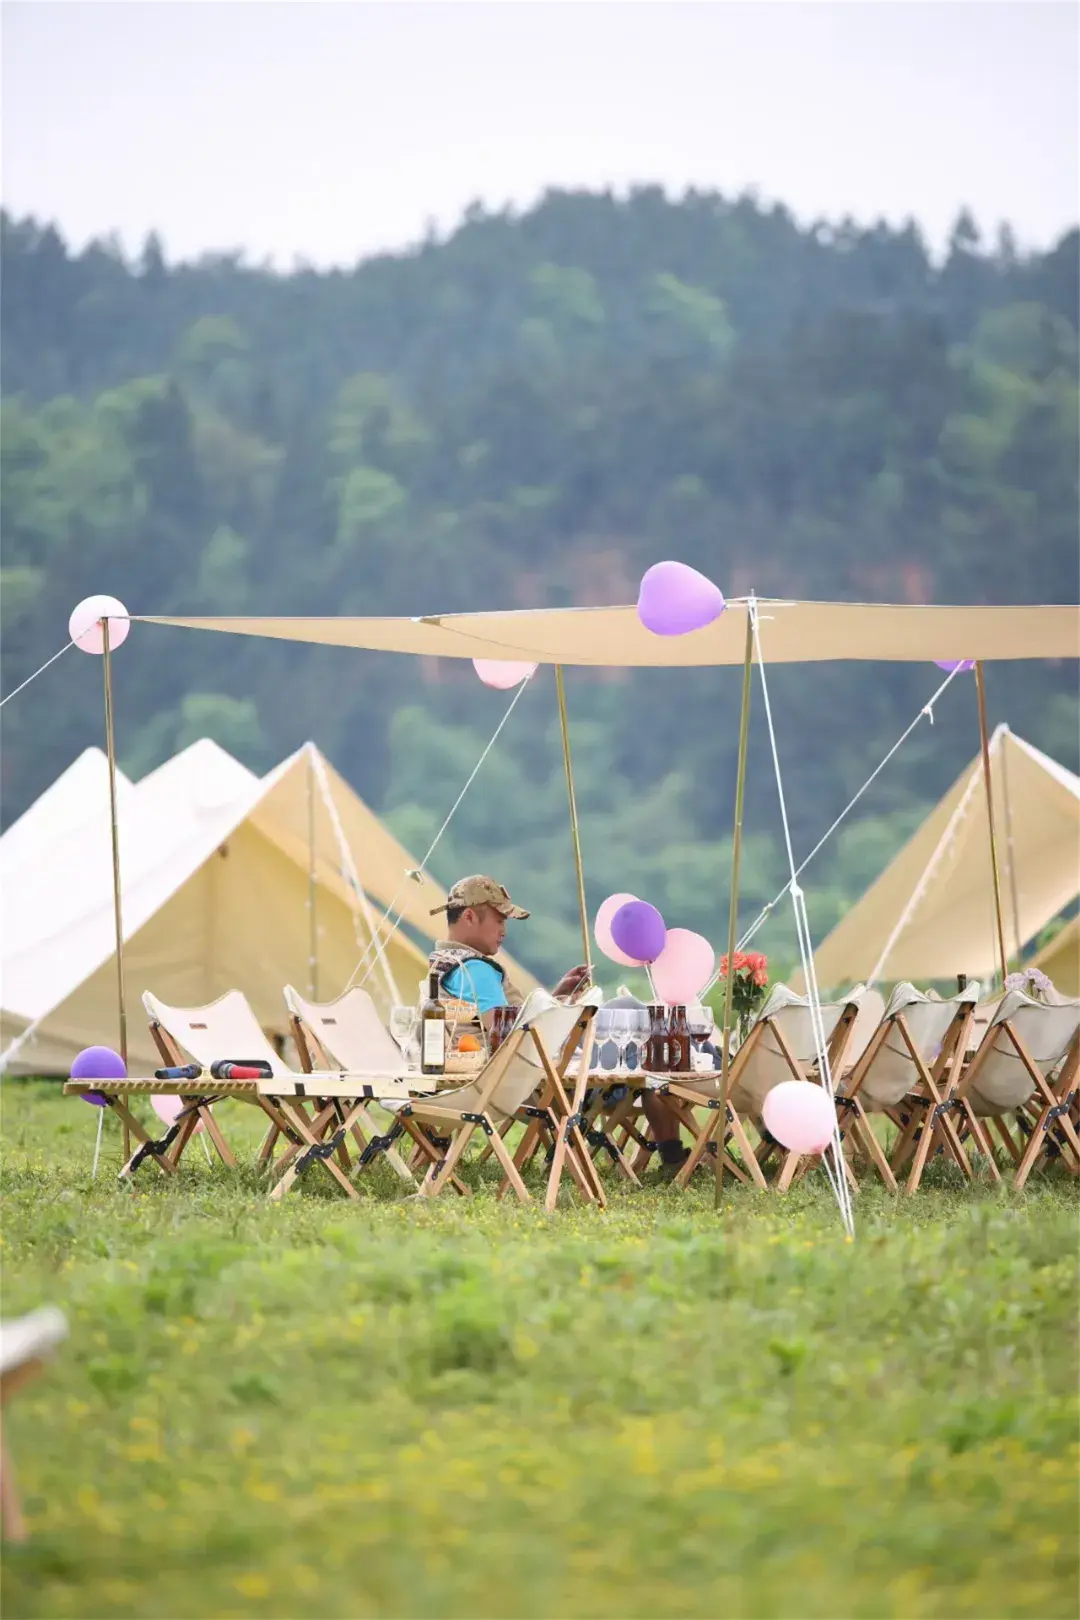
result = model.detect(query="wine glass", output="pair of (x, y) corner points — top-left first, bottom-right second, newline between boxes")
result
(389, 1006), (419, 1069)
(625, 1008), (649, 1074)
(598, 1010), (623, 1075)
(687, 1003), (715, 1072)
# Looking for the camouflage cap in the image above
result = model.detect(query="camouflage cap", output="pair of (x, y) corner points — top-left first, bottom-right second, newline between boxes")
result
(430, 875), (529, 920)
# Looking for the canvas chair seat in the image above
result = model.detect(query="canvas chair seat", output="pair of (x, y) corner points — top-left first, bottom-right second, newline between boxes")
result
(665, 984), (866, 1193)
(394, 992), (600, 1206)
(854, 982), (981, 1111)
(729, 983), (854, 1119)
(145, 988), (293, 1075)
(406, 991), (577, 1126)
(965, 991), (1080, 1118)
(143, 988), (384, 1196)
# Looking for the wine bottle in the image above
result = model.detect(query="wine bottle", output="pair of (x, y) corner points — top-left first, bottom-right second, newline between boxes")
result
(420, 971), (447, 1076)
(646, 1004), (669, 1073)
(668, 1005), (692, 1074)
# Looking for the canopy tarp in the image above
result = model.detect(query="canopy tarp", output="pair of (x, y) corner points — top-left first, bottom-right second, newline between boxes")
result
(805, 728), (1080, 989)
(136, 599), (1079, 667)
(1, 739), (534, 1076)
(1030, 915), (1080, 998)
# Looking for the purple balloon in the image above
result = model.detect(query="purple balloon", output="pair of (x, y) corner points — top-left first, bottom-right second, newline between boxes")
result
(609, 900), (667, 965)
(934, 660), (975, 673)
(637, 561), (725, 637)
(71, 1045), (125, 1106)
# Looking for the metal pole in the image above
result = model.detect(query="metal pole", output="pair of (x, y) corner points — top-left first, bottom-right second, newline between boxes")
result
(554, 665), (593, 983)
(307, 746), (318, 998)
(975, 663), (1009, 990)
(998, 730), (1023, 965)
(716, 606), (755, 1208)
(102, 621), (128, 1159)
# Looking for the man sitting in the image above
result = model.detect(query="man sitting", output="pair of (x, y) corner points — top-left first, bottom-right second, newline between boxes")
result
(428, 875), (588, 1015)
(428, 875), (690, 1174)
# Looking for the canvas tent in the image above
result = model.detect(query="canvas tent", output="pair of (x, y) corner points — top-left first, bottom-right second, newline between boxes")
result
(1, 738), (536, 1075)
(0, 748), (134, 869)
(1030, 915), (1080, 997)
(806, 727), (1080, 989)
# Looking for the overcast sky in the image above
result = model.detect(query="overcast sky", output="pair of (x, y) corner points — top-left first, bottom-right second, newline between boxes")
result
(3, 1), (1077, 268)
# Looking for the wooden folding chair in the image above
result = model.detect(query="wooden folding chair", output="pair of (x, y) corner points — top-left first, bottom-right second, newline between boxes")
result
(668, 984), (861, 1192)
(135, 989), (324, 1182)
(285, 985), (420, 1186)
(1, 1308), (67, 1543)
(401, 993), (601, 1207)
(953, 990), (1080, 1190)
(837, 982), (985, 1194)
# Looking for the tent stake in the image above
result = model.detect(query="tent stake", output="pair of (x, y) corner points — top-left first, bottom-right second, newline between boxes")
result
(102, 621), (129, 1159)
(555, 665), (593, 983)
(975, 663), (1009, 991)
(717, 606), (754, 1209)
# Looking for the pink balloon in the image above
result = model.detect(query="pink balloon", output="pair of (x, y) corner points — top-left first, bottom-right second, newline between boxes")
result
(651, 929), (716, 1004)
(151, 1094), (204, 1134)
(595, 892), (642, 967)
(68, 595), (130, 654)
(473, 660), (538, 690)
(761, 1082), (836, 1155)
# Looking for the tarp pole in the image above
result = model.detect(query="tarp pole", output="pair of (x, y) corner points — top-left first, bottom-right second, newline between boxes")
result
(555, 665), (593, 983)
(102, 621), (129, 1160)
(975, 663), (1009, 990)
(306, 746), (318, 998)
(717, 607), (754, 1209)
(998, 730), (1023, 964)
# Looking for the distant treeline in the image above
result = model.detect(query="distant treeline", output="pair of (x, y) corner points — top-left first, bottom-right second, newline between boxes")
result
(2, 193), (1077, 977)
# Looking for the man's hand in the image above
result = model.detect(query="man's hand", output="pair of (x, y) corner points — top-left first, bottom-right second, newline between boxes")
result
(552, 964), (591, 1001)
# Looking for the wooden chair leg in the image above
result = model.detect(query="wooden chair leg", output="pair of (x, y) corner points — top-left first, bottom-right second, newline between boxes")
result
(0, 1429), (26, 1544)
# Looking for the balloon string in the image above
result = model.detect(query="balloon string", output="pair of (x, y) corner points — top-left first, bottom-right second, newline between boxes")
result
(0, 640), (75, 709)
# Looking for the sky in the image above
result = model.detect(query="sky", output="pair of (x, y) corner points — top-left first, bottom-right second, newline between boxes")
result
(2, 0), (1077, 269)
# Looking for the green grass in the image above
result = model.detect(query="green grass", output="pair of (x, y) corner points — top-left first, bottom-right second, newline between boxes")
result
(2, 1081), (1077, 1620)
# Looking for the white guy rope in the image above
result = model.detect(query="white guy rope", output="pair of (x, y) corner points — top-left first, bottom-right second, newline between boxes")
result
(92, 1108), (105, 1178)
(0, 640), (75, 710)
(729, 663), (968, 963)
(345, 674), (534, 994)
(0, 1018), (44, 1075)
(749, 596), (855, 1237)
(307, 746), (402, 1007)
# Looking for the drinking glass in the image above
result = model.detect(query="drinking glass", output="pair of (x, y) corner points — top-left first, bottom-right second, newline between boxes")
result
(389, 1006), (420, 1069)
(598, 1010), (624, 1075)
(625, 1008), (650, 1073)
(688, 1004), (715, 1041)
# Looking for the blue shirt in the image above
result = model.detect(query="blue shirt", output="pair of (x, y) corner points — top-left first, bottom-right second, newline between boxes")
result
(442, 960), (509, 1016)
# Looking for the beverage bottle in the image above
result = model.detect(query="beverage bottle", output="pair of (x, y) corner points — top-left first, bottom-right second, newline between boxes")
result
(420, 971), (447, 1076)
(646, 1004), (669, 1073)
(668, 1005), (692, 1073)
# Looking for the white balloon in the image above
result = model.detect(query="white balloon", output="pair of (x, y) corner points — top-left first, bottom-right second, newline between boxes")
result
(68, 595), (130, 655)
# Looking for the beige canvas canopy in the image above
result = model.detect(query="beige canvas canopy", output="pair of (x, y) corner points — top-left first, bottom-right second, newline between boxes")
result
(1030, 915), (1080, 997)
(806, 728), (1080, 989)
(137, 599), (1079, 667)
(1, 738), (536, 1076)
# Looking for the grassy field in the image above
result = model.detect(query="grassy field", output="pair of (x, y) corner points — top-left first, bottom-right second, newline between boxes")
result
(1, 1081), (1077, 1620)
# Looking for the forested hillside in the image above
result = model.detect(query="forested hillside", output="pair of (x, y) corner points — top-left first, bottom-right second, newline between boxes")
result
(2, 191), (1077, 978)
